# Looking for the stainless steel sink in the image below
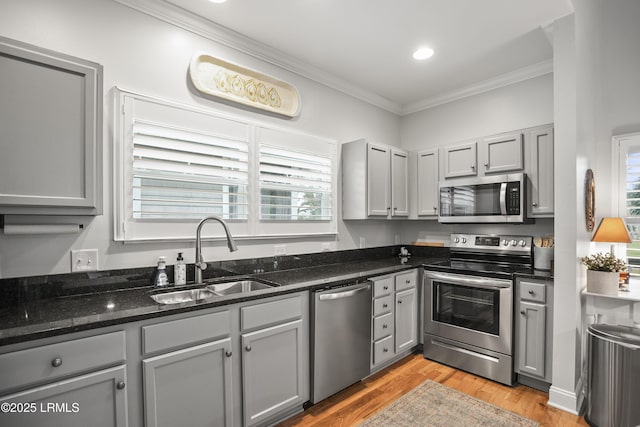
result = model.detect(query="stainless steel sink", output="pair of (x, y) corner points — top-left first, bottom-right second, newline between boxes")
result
(207, 280), (274, 296)
(150, 279), (276, 305)
(150, 288), (216, 305)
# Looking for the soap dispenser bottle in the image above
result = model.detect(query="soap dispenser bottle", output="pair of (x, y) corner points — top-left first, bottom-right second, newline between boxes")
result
(154, 256), (169, 287)
(174, 252), (186, 285)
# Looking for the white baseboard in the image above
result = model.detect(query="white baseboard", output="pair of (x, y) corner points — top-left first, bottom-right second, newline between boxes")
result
(548, 377), (584, 416)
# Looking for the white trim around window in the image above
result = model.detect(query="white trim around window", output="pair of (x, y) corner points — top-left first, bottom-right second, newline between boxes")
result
(113, 88), (337, 242)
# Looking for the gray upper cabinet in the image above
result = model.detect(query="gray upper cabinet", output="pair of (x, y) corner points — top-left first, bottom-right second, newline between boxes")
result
(480, 132), (524, 174)
(527, 125), (554, 217)
(416, 148), (439, 217)
(0, 37), (102, 215)
(342, 139), (408, 219)
(442, 141), (478, 179)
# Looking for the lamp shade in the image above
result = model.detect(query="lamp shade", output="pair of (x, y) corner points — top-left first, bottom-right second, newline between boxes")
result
(591, 217), (632, 243)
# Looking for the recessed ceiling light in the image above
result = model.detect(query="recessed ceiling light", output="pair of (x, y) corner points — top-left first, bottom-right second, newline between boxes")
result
(413, 47), (435, 61)
(209, 0), (227, 3)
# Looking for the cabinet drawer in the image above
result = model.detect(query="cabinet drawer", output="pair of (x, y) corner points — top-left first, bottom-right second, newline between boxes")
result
(520, 281), (546, 303)
(143, 310), (230, 355)
(373, 313), (394, 341)
(373, 335), (394, 366)
(241, 294), (302, 331)
(373, 294), (393, 316)
(395, 270), (417, 292)
(0, 331), (125, 394)
(372, 276), (394, 298)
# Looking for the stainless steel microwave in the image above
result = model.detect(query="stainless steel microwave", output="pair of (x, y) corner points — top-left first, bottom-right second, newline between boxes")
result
(438, 173), (529, 223)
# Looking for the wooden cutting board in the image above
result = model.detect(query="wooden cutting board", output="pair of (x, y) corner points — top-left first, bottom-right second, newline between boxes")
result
(411, 241), (445, 247)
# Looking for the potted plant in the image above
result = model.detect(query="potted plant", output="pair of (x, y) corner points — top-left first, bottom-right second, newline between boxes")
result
(581, 252), (626, 295)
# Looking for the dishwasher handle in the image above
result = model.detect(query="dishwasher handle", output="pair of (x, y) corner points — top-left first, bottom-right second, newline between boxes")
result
(318, 284), (370, 300)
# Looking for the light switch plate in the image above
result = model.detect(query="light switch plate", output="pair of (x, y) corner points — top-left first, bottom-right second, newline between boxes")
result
(71, 249), (98, 272)
(274, 245), (287, 256)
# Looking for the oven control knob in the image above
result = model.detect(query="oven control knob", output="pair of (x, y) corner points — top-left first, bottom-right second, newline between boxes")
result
(510, 239), (518, 246)
(453, 237), (460, 243)
(502, 239), (509, 246)
(461, 237), (467, 244)
(519, 240), (527, 247)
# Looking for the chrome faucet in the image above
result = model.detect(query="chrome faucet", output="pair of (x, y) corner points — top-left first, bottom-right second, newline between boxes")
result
(195, 216), (238, 285)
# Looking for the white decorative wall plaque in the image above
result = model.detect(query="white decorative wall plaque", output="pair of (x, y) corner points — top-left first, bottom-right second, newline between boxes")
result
(189, 53), (301, 117)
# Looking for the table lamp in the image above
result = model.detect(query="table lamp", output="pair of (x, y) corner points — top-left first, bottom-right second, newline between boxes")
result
(591, 217), (632, 255)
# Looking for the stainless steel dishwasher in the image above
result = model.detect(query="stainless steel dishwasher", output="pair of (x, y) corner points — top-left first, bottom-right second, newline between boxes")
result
(310, 282), (372, 403)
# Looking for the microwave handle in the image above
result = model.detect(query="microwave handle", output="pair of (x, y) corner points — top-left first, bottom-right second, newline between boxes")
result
(499, 182), (507, 215)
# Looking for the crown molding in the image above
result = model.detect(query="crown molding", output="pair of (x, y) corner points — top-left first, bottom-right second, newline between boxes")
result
(112, 0), (403, 114)
(400, 59), (553, 116)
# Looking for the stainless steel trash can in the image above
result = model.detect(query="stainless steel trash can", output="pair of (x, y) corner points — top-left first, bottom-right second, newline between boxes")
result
(586, 323), (640, 427)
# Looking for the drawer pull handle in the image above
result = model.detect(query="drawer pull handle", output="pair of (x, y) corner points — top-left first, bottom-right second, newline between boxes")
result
(116, 381), (126, 390)
(51, 357), (63, 368)
(245, 346), (252, 352)
(225, 351), (233, 357)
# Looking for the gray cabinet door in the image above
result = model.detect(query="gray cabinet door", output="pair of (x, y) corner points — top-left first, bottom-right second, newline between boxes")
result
(517, 301), (546, 377)
(390, 149), (408, 216)
(480, 132), (524, 174)
(527, 126), (554, 217)
(417, 148), (439, 216)
(142, 338), (233, 427)
(242, 320), (305, 426)
(394, 288), (417, 353)
(367, 143), (391, 216)
(0, 365), (127, 427)
(0, 36), (102, 215)
(442, 142), (477, 178)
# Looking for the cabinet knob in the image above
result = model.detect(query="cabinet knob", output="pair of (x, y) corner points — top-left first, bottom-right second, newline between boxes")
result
(398, 300), (403, 304)
(383, 324), (388, 329)
(520, 310), (526, 315)
(225, 351), (233, 357)
(245, 345), (252, 352)
(406, 279), (411, 284)
(470, 165), (475, 170)
(116, 381), (126, 390)
(484, 163), (489, 168)
(433, 206), (437, 211)
(528, 290), (535, 295)
(532, 202), (538, 207)
(383, 303), (388, 308)
(51, 357), (63, 368)
(383, 347), (389, 353)
(393, 207), (397, 211)
(383, 286), (388, 290)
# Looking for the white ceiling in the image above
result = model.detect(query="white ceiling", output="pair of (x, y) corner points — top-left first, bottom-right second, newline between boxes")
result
(158, 0), (574, 114)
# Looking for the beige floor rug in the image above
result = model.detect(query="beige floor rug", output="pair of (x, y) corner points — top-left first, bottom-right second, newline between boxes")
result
(358, 380), (539, 427)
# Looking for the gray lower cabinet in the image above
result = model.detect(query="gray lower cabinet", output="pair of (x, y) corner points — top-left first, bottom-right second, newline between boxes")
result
(370, 269), (419, 371)
(0, 365), (127, 427)
(515, 278), (554, 389)
(241, 320), (306, 426)
(0, 330), (127, 427)
(142, 338), (233, 427)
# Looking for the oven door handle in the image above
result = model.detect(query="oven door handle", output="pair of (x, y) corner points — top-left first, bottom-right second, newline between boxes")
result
(425, 272), (511, 289)
(499, 182), (507, 215)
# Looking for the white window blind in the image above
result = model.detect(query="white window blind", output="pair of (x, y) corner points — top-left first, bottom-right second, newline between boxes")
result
(259, 144), (332, 220)
(616, 133), (640, 276)
(132, 121), (249, 220)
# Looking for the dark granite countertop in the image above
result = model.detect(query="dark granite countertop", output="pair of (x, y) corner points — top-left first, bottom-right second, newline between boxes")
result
(0, 254), (437, 347)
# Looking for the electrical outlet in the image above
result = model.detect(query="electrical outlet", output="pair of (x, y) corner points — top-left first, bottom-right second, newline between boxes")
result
(71, 249), (98, 272)
(321, 242), (331, 252)
(274, 245), (287, 256)
(359, 237), (366, 248)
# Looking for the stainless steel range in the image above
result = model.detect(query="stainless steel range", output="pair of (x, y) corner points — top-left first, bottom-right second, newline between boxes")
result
(423, 233), (533, 386)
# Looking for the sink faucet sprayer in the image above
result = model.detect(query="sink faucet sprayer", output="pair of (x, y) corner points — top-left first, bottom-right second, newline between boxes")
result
(195, 216), (238, 285)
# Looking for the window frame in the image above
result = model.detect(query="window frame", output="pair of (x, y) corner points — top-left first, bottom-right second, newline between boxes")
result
(114, 88), (337, 243)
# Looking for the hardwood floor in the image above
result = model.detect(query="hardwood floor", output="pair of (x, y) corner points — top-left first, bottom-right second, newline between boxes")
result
(277, 354), (589, 427)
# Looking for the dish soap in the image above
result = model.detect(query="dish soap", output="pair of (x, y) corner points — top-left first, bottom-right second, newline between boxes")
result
(154, 256), (169, 287)
(174, 252), (186, 285)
